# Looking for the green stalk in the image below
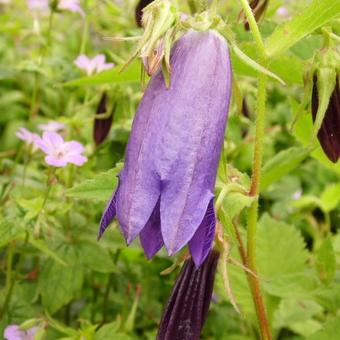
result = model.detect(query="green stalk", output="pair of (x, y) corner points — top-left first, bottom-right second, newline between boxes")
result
(238, 1), (271, 339)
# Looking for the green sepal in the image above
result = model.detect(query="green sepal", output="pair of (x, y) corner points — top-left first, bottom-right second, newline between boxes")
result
(312, 67), (337, 141)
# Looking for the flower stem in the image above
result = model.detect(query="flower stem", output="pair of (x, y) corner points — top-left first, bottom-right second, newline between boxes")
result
(237, 1), (271, 339)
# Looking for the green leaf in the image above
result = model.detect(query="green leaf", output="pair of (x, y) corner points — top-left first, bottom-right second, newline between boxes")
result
(257, 215), (309, 279)
(39, 244), (83, 313)
(76, 241), (116, 273)
(274, 299), (323, 337)
(256, 215), (317, 298)
(28, 238), (67, 266)
(315, 237), (336, 284)
(266, 0), (340, 57)
(67, 166), (122, 201)
(307, 316), (340, 340)
(222, 192), (255, 220)
(231, 43), (285, 84)
(16, 197), (44, 220)
(261, 147), (311, 190)
(0, 219), (24, 248)
(320, 183), (340, 212)
(63, 62), (141, 87)
(231, 43), (303, 85)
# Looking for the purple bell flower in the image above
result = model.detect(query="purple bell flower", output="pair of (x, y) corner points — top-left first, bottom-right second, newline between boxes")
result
(99, 29), (232, 267)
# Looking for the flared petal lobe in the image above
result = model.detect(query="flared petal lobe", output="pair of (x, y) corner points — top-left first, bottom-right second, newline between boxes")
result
(157, 250), (220, 340)
(100, 30), (232, 265)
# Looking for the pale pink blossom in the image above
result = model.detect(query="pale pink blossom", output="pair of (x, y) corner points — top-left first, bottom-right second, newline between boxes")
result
(36, 131), (87, 167)
(38, 121), (66, 132)
(4, 325), (38, 340)
(16, 128), (40, 151)
(27, 0), (48, 11)
(74, 54), (114, 76)
(58, 0), (85, 17)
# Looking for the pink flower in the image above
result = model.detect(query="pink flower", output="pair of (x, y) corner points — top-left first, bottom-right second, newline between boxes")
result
(36, 131), (87, 167)
(58, 0), (85, 17)
(16, 128), (40, 151)
(27, 0), (48, 11)
(4, 325), (38, 340)
(74, 54), (114, 76)
(38, 121), (66, 132)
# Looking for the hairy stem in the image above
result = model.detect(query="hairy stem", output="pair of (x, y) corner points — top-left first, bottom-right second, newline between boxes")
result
(238, 1), (271, 339)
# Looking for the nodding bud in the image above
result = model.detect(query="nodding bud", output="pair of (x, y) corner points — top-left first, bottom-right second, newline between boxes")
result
(241, 97), (250, 118)
(240, 0), (269, 31)
(93, 92), (114, 146)
(135, 0), (155, 27)
(157, 250), (220, 340)
(312, 74), (340, 163)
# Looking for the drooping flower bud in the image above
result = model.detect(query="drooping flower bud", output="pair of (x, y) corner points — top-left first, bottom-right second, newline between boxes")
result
(239, 0), (269, 31)
(99, 29), (232, 267)
(312, 74), (340, 163)
(310, 45), (340, 162)
(135, 0), (154, 27)
(157, 250), (220, 340)
(93, 92), (114, 146)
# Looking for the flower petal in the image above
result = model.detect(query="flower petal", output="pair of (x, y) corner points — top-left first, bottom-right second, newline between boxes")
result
(74, 55), (90, 70)
(98, 188), (118, 239)
(155, 30), (231, 255)
(140, 199), (163, 259)
(45, 155), (68, 167)
(189, 199), (216, 267)
(37, 131), (64, 154)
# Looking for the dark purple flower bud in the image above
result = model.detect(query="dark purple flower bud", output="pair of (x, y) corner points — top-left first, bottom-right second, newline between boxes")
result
(240, 0), (269, 31)
(312, 75), (340, 163)
(99, 29), (232, 267)
(135, 0), (154, 27)
(157, 250), (220, 340)
(93, 92), (114, 146)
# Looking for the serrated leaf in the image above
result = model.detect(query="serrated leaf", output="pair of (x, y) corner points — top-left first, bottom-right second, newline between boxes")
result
(39, 244), (83, 313)
(307, 316), (340, 340)
(266, 0), (340, 57)
(261, 147), (311, 190)
(315, 237), (336, 284)
(76, 241), (116, 273)
(63, 61), (140, 87)
(320, 183), (340, 212)
(67, 167), (121, 201)
(257, 215), (314, 298)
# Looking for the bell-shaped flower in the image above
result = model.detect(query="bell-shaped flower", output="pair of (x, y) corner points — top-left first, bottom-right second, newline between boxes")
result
(99, 29), (232, 267)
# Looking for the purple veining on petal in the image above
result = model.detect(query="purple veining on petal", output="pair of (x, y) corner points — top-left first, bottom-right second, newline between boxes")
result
(99, 29), (232, 265)
(189, 199), (216, 267)
(139, 199), (163, 258)
(98, 189), (118, 240)
(157, 250), (220, 340)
